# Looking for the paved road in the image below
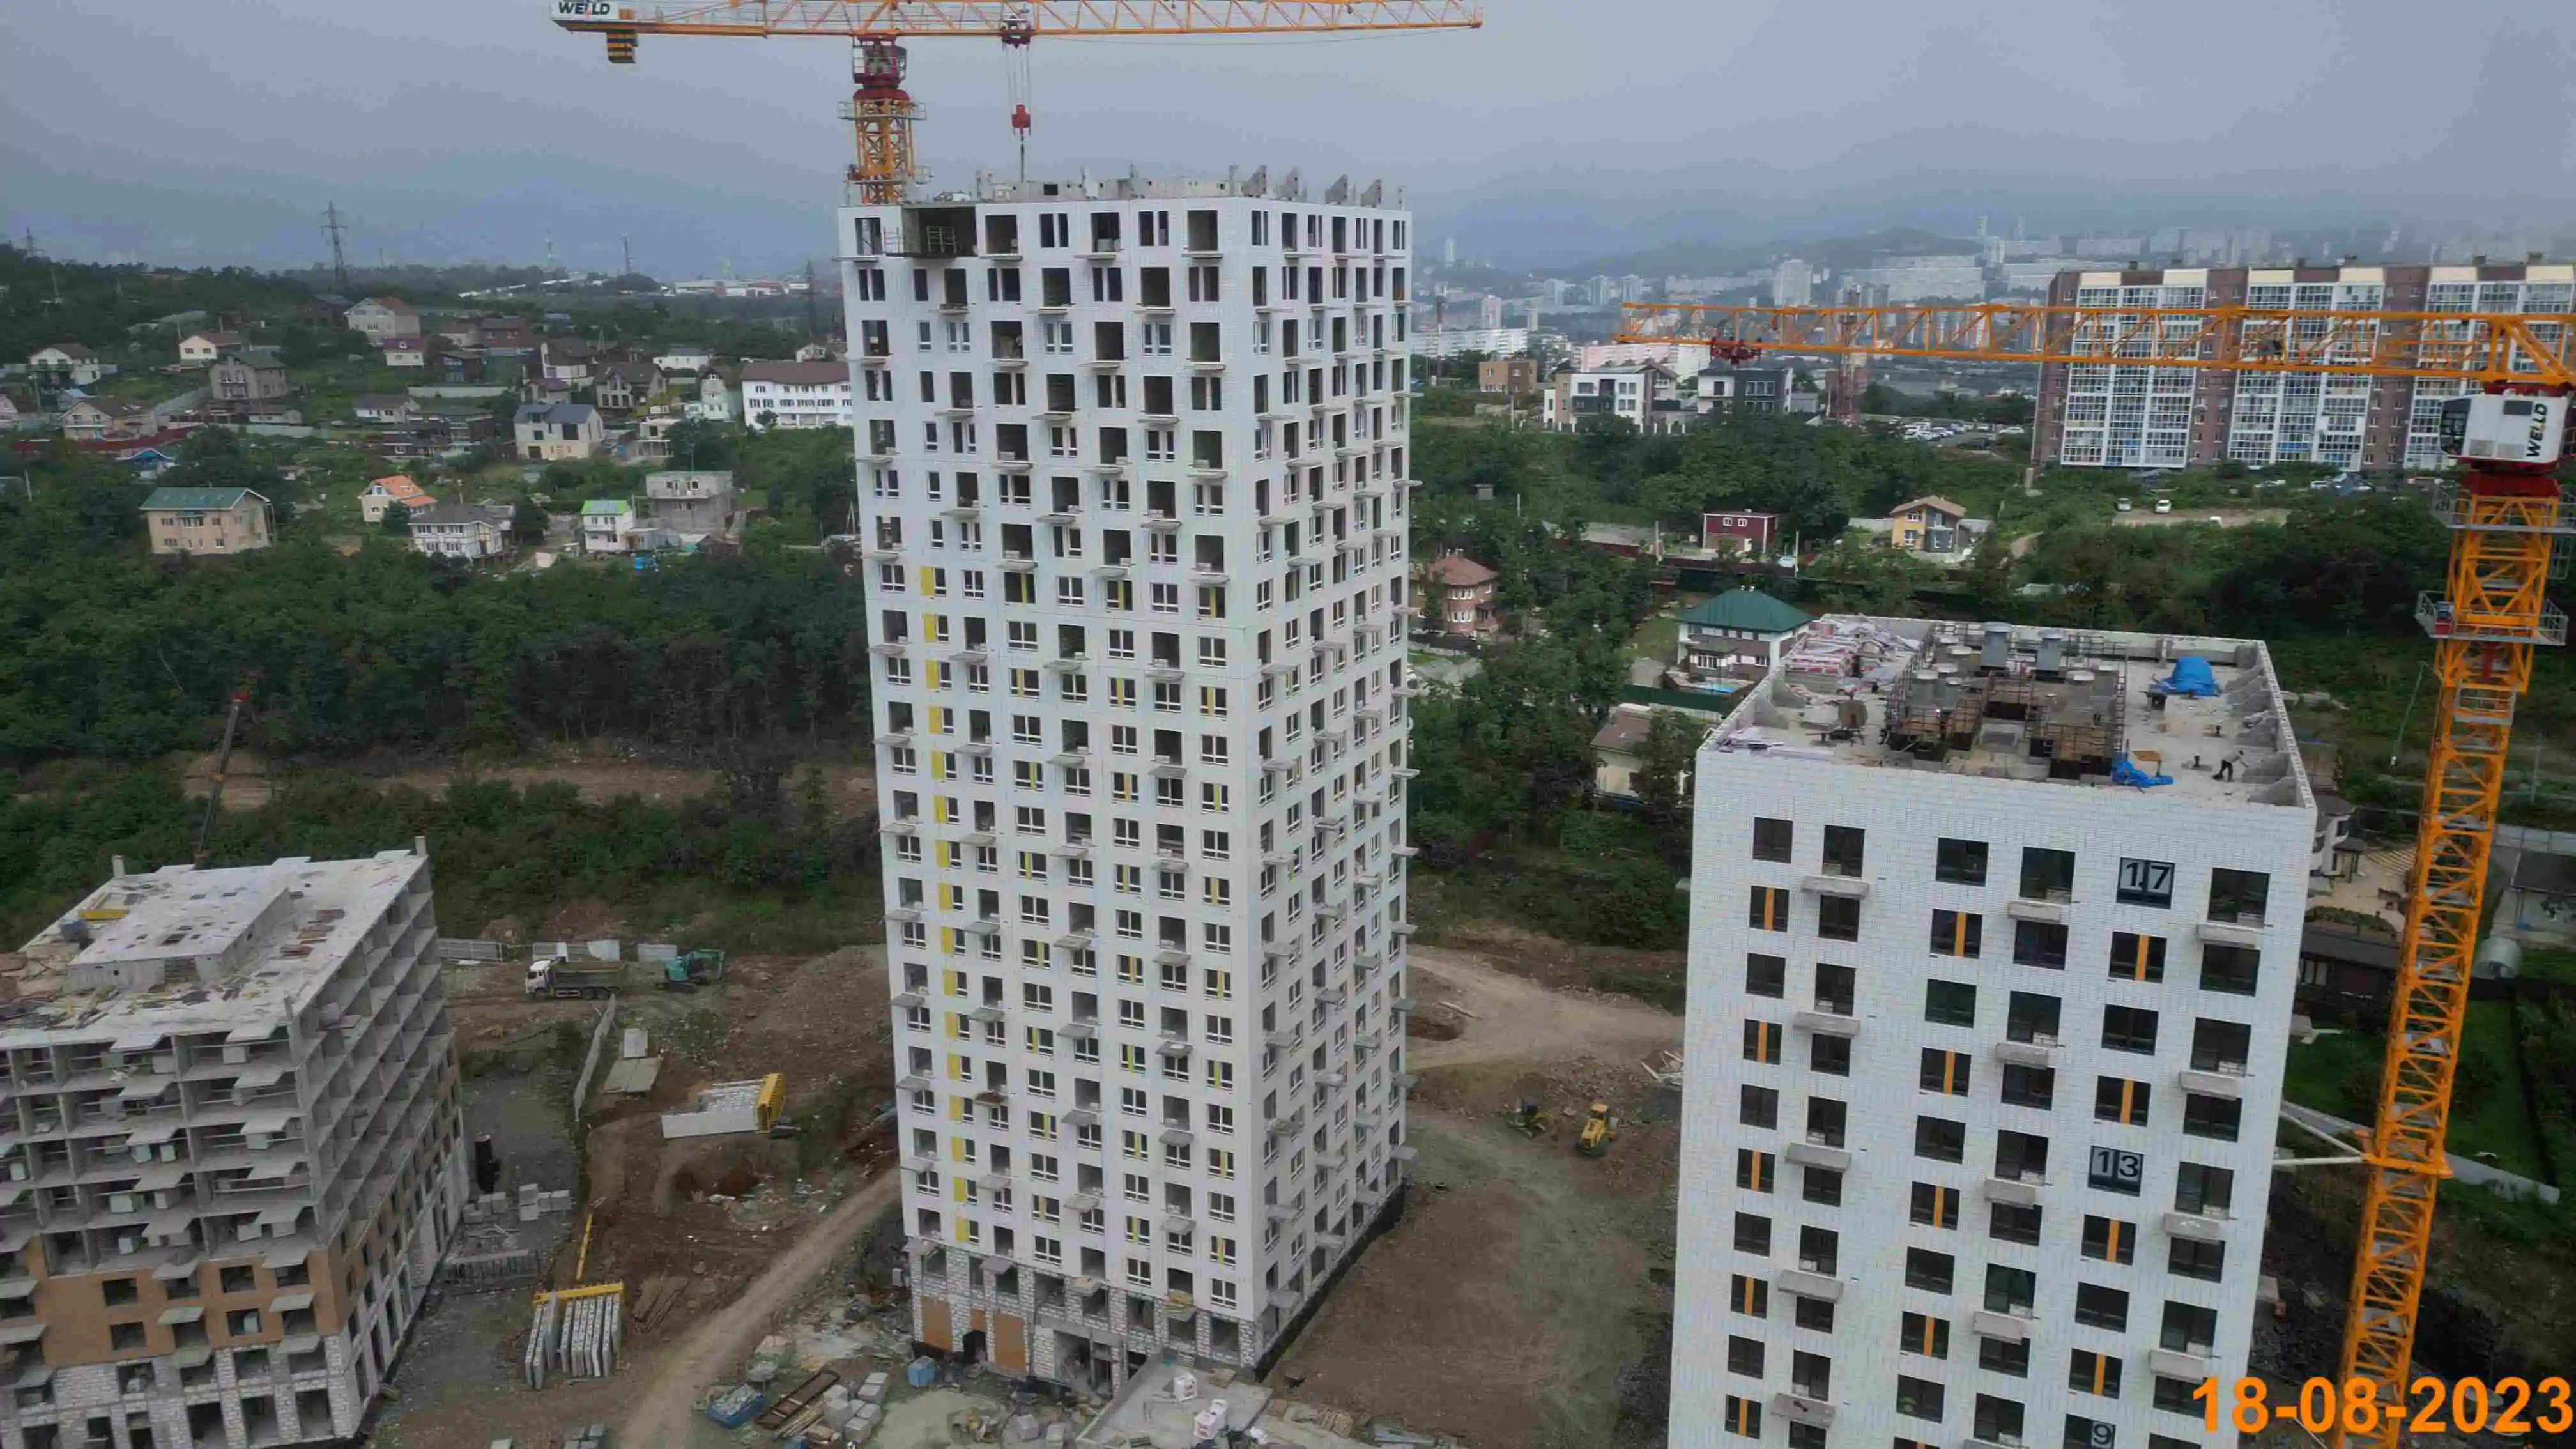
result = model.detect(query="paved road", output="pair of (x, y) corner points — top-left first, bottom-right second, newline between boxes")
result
(619, 1172), (900, 1444)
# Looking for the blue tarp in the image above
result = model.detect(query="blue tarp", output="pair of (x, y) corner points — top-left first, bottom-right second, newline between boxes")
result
(2154, 656), (2220, 698)
(2112, 756), (2174, 788)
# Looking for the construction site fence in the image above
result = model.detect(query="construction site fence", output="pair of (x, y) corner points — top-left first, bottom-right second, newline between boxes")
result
(570, 998), (620, 1120)
(434, 937), (507, 961)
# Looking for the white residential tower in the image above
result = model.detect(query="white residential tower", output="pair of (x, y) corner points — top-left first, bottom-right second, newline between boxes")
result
(842, 173), (1420, 1393)
(1673, 618), (2312, 1449)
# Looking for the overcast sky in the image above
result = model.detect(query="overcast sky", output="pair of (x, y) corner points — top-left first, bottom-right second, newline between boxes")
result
(6, 0), (2573, 274)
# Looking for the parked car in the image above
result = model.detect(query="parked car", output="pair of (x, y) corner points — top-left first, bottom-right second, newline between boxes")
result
(2115, 498), (2135, 512)
(2153, 498), (2174, 514)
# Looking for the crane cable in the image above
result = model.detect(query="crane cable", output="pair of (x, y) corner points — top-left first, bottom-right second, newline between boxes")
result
(1002, 4), (1035, 183)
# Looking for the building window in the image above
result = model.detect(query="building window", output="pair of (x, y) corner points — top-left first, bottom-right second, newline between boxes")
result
(2013, 919), (2069, 969)
(2111, 931), (2166, 981)
(1915, 1116), (1965, 1163)
(2073, 1283), (2130, 1330)
(1793, 1294), (1836, 1331)
(1731, 1274), (1769, 1317)
(1748, 885), (1789, 931)
(1905, 1247), (1954, 1294)
(2096, 1075), (2152, 1126)
(1896, 1376), (1947, 1423)
(1973, 1395), (2026, 1446)
(1802, 1165), (1843, 1206)
(1990, 1201), (2041, 1246)
(1752, 816), (1793, 862)
(1809, 1034), (1851, 1076)
(2182, 1092), (2242, 1142)
(2160, 1300), (2219, 1354)
(1742, 1020), (1781, 1064)
(2200, 943), (2260, 995)
(1724, 1395), (1763, 1439)
(2082, 1215), (2136, 1264)
(2208, 867), (2271, 924)
(1901, 1311), (1951, 1359)
(1980, 1336), (2032, 1377)
(1741, 1085), (1778, 1130)
(1821, 824), (1866, 878)
(1736, 1149), (1775, 1193)
(2019, 847), (2076, 901)
(2169, 1236), (2225, 1282)
(1733, 1213), (1772, 1254)
(2102, 1004), (2159, 1054)
(2001, 1063), (2055, 1108)
(1816, 895), (1861, 941)
(1925, 979), (1977, 1027)
(1726, 1335), (1765, 1376)
(1920, 1048), (1971, 1096)
(2152, 1379), (2202, 1416)
(1746, 953), (1786, 997)
(1910, 1182), (1959, 1229)
(1936, 836), (1988, 885)
(1931, 909), (1982, 958)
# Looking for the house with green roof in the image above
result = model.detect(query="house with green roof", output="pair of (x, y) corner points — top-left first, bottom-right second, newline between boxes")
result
(1676, 586), (1811, 680)
(579, 497), (638, 555)
(140, 486), (272, 558)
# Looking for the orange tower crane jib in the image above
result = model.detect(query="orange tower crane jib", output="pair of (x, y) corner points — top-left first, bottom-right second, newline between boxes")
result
(544, 1), (1485, 204)
(1618, 299), (2575, 1446)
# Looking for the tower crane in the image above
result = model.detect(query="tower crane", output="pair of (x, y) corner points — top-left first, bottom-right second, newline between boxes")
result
(543, 2), (1484, 204)
(1624, 296), (2576, 1447)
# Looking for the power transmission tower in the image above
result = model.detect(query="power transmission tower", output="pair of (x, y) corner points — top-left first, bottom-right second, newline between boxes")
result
(321, 203), (351, 293)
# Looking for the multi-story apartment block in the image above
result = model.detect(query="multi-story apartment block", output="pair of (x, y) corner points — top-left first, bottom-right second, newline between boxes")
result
(0, 850), (466, 1449)
(842, 173), (1420, 1395)
(741, 360), (856, 432)
(2035, 260), (2575, 471)
(1673, 617), (2312, 1449)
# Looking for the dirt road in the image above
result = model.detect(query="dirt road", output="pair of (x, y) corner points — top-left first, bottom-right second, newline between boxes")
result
(619, 1172), (898, 1445)
(1406, 946), (1681, 1071)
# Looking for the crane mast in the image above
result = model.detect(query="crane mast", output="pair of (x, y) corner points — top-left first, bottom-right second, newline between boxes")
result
(1625, 298), (2575, 1445)
(544, 1), (1482, 203)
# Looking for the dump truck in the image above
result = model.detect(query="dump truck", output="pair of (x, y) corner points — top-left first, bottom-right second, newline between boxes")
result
(525, 955), (622, 1000)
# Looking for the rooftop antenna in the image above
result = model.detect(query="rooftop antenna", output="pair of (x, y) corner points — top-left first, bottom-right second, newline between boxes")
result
(321, 202), (351, 293)
(622, 234), (634, 277)
(804, 259), (821, 339)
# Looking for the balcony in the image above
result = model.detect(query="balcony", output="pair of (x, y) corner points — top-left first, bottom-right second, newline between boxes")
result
(1784, 1140), (1850, 1172)
(2195, 917), (2264, 947)
(2149, 1346), (2215, 1379)
(1991, 1038), (2058, 1068)
(1770, 1393), (1836, 1430)
(2178, 1064), (2248, 1098)
(2161, 1208), (2228, 1243)
(1968, 1308), (2032, 1342)
(1791, 1008), (1859, 1039)
(1981, 1174), (2043, 1207)
(2004, 898), (2066, 924)
(1773, 1269), (1842, 1302)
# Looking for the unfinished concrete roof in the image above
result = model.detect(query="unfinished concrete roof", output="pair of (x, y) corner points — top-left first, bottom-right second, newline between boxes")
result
(1, 852), (427, 1048)
(1708, 615), (2312, 809)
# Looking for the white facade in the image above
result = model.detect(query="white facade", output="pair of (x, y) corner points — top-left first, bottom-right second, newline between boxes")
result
(1578, 340), (1713, 375)
(742, 362), (855, 431)
(1770, 260), (1813, 307)
(2221, 271), (2384, 471)
(844, 177), (1418, 1393)
(2399, 266), (2576, 470)
(1674, 618), (2311, 1449)
(1544, 363), (1679, 433)
(1405, 326), (1526, 360)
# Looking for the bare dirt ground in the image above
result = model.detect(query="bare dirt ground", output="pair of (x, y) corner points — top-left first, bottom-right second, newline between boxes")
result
(618, 1173), (900, 1446)
(1414, 921), (1687, 1006)
(2114, 505), (2290, 530)
(1268, 944), (1687, 1449)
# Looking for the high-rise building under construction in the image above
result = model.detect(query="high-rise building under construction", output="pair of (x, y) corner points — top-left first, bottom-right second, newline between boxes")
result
(841, 173), (1421, 1392)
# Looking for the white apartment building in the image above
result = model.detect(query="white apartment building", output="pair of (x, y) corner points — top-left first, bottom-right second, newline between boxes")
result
(1543, 362), (1683, 433)
(843, 173), (1420, 1394)
(1674, 617), (2312, 1449)
(1771, 261), (1814, 307)
(742, 360), (855, 431)
(2, 851), (466, 1449)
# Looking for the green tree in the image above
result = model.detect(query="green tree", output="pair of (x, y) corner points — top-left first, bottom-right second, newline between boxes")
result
(510, 499), (551, 546)
(1635, 709), (1700, 852)
(379, 502), (412, 535)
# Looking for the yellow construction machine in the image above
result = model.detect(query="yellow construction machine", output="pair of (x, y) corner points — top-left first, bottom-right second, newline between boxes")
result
(1576, 1103), (1614, 1158)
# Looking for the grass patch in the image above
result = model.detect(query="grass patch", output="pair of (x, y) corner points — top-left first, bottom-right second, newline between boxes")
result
(2281, 1002), (2547, 1181)
(1591, 969), (1684, 1015)
(1627, 606), (1682, 668)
